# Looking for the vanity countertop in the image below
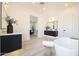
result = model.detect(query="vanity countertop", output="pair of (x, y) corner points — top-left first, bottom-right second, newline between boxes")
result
(0, 33), (22, 36)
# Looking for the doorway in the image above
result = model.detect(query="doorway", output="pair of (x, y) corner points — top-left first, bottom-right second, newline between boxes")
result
(30, 15), (38, 39)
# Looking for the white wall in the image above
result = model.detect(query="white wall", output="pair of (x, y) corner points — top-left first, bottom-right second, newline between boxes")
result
(37, 15), (46, 37)
(2, 3), (79, 40)
(2, 4), (30, 41)
(0, 2), (2, 29)
(2, 3), (46, 41)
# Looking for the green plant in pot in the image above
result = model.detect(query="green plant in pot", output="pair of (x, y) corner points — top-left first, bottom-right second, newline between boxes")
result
(5, 16), (16, 33)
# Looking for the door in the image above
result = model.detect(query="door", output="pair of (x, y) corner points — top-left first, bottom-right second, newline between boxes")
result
(58, 13), (73, 38)
(62, 14), (73, 37)
(30, 15), (38, 36)
(58, 7), (79, 38)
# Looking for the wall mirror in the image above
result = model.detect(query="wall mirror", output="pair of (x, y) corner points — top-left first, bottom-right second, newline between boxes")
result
(45, 17), (58, 31)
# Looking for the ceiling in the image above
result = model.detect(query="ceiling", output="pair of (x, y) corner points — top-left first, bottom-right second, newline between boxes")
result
(8, 2), (78, 10)
(6, 2), (79, 16)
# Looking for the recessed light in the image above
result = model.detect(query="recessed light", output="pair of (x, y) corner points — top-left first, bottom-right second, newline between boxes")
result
(65, 3), (68, 7)
(32, 2), (36, 4)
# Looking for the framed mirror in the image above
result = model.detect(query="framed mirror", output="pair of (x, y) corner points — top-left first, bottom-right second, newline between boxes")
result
(45, 17), (58, 31)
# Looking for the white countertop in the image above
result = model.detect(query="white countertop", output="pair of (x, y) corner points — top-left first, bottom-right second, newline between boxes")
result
(0, 33), (22, 36)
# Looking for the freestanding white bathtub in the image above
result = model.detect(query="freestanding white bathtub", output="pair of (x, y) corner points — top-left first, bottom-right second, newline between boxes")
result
(54, 37), (79, 56)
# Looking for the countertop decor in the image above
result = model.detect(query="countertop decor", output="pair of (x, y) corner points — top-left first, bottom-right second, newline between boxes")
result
(5, 16), (16, 33)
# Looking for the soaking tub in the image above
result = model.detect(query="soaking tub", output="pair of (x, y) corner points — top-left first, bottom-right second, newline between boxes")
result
(54, 37), (79, 56)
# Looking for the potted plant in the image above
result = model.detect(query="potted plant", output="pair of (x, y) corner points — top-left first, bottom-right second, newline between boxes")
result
(5, 16), (16, 33)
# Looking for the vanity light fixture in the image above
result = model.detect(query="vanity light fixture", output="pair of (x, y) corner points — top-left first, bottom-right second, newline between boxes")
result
(49, 17), (56, 22)
(32, 2), (36, 4)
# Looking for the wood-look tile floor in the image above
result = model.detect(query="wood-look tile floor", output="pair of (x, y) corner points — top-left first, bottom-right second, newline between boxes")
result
(3, 35), (58, 56)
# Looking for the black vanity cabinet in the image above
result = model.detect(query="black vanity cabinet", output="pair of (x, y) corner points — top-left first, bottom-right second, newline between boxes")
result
(44, 31), (58, 37)
(0, 34), (22, 55)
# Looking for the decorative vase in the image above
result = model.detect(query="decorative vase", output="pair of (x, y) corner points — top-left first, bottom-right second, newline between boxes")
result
(53, 25), (55, 29)
(7, 23), (13, 33)
(46, 26), (50, 31)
